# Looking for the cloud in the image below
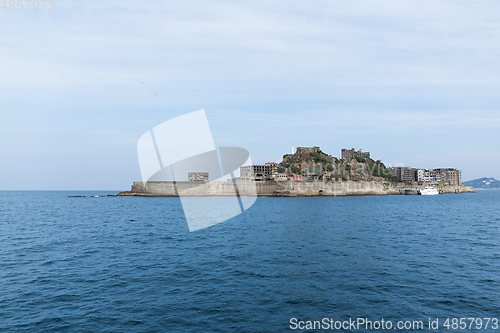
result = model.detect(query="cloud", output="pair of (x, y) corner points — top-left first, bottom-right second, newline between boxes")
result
(1, 0), (500, 188)
(3, 0), (500, 89)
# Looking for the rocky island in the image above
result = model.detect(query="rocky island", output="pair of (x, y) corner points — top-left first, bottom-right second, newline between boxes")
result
(118, 146), (474, 197)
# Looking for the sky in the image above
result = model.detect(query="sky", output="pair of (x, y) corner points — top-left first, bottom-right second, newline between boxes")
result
(1, 0), (499, 190)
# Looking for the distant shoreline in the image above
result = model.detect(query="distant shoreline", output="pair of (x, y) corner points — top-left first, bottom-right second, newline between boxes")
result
(471, 188), (500, 191)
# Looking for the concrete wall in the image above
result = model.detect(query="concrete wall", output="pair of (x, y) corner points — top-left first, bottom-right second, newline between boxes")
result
(123, 180), (475, 197)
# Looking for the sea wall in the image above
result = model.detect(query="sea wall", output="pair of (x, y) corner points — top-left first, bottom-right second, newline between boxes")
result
(119, 180), (474, 197)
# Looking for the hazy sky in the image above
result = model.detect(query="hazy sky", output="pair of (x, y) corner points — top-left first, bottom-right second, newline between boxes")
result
(1, 0), (499, 190)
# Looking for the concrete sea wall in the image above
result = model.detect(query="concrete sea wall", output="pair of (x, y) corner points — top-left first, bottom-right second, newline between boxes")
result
(118, 180), (474, 197)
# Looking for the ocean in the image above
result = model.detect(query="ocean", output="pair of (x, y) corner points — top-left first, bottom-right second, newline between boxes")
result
(0, 190), (499, 332)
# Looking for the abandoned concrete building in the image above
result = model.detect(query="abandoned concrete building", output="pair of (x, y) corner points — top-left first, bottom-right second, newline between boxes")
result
(341, 148), (370, 161)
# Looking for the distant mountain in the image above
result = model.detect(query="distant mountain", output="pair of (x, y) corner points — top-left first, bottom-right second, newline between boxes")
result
(463, 177), (500, 189)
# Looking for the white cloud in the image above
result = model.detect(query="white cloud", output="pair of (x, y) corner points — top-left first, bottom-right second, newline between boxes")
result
(1, 0), (500, 188)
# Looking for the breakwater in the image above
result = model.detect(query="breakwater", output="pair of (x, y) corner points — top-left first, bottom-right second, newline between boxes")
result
(117, 180), (474, 197)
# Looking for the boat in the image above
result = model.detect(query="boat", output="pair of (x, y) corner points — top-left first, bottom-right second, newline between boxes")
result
(419, 186), (439, 195)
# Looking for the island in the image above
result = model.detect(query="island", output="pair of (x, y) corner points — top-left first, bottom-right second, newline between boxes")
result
(118, 146), (474, 197)
(463, 177), (500, 189)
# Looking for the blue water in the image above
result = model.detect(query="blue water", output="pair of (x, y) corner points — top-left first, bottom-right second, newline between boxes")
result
(1, 191), (499, 332)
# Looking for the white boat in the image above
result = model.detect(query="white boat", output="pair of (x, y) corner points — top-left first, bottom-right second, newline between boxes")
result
(419, 186), (439, 195)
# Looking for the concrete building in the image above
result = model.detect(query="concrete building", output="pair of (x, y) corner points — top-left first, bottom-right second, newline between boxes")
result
(188, 172), (209, 182)
(341, 148), (370, 161)
(389, 167), (462, 185)
(296, 146), (320, 154)
(423, 169), (439, 183)
(320, 172), (333, 181)
(388, 167), (417, 182)
(389, 167), (411, 180)
(420, 169), (438, 183)
(416, 169), (425, 182)
(436, 168), (462, 186)
(240, 163), (278, 181)
(401, 168), (417, 182)
(415, 168), (461, 185)
(273, 173), (290, 181)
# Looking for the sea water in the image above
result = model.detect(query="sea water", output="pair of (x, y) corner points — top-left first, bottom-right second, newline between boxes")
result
(0, 190), (499, 332)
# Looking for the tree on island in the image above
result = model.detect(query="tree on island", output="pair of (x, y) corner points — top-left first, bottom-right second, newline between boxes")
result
(291, 166), (302, 174)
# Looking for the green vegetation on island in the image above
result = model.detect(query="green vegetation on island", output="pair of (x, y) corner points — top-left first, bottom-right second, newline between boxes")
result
(279, 146), (400, 182)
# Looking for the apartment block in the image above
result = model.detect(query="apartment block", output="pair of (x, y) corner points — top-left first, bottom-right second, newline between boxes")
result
(389, 167), (462, 185)
(240, 163), (278, 181)
(341, 148), (370, 161)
